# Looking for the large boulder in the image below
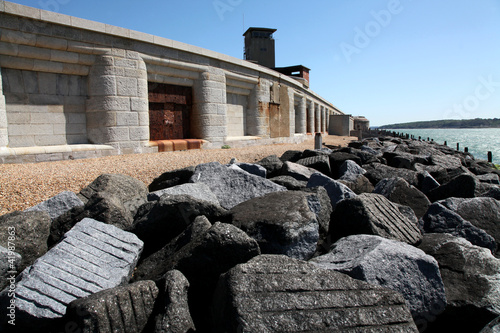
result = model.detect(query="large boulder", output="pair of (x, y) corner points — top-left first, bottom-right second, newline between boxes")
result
(0, 245), (21, 291)
(427, 174), (477, 202)
(269, 175), (307, 190)
(311, 235), (446, 328)
(230, 191), (319, 260)
(419, 234), (500, 332)
(419, 202), (496, 252)
(281, 161), (317, 181)
(296, 155), (331, 176)
(149, 166), (195, 192)
(189, 162), (286, 209)
(373, 177), (431, 218)
(300, 186), (333, 237)
(328, 152), (362, 179)
(338, 159), (366, 181)
(63, 281), (158, 333)
(338, 174), (375, 195)
(330, 193), (422, 246)
(0, 218), (143, 332)
(0, 210), (51, 271)
(256, 155), (283, 178)
(306, 172), (357, 209)
(147, 182), (220, 205)
(280, 150), (303, 162)
(480, 317), (500, 333)
(24, 191), (84, 220)
(364, 163), (419, 186)
(212, 254), (418, 332)
(229, 160), (267, 178)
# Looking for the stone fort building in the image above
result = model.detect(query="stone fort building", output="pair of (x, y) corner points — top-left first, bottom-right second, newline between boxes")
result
(0, 1), (347, 163)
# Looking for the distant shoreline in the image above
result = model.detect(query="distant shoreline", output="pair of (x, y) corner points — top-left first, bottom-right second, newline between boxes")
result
(379, 118), (500, 129)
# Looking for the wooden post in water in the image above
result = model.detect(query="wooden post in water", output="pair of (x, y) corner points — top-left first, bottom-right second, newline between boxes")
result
(488, 151), (493, 163)
(457, 143), (460, 151)
(314, 132), (322, 150)
(464, 147), (468, 153)
(444, 141), (447, 146)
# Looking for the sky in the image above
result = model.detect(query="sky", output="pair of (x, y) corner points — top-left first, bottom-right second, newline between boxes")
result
(8, 0), (500, 126)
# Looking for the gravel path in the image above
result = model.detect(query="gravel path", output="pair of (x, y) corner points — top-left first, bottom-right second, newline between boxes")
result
(0, 135), (356, 215)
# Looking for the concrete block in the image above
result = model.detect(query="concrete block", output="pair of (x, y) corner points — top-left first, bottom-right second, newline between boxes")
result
(71, 16), (106, 32)
(4, 2), (40, 20)
(130, 97), (148, 111)
(50, 49), (79, 64)
(116, 112), (138, 126)
(87, 96), (130, 112)
(40, 10), (71, 26)
(129, 126), (149, 141)
(138, 111), (149, 126)
(89, 75), (117, 96)
(86, 111), (117, 127)
(116, 77), (138, 97)
(18, 44), (51, 61)
(0, 41), (18, 56)
(22, 70), (38, 94)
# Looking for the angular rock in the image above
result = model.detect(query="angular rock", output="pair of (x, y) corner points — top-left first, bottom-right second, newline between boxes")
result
(301, 148), (332, 158)
(0, 218), (143, 331)
(338, 174), (375, 194)
(338, 159), (366, 181)
(397, 203), (419, 226)
(427, 174), (477, 202)
(311, 235), (446, 328)
(84, 192), (142, 230)
(230, 191), (319, 260)
(269, 175), (307, 190)
(328, 152), (362, 179)
(296, 155), (331, 176)
(417, 170), (440, 193)
(280, 150), (303, 162)
(281, 161), (317, 181)
(330, 193), (422, 246)
(229, 161), (267, 178)
(481, 186), (500, 200)
(64, 281), (158, 333)
(0, 210), (51, 271)
(419, 202), (496, 252)
(300, 186), (333, 237)
(154, 270), (195, 333)
(383, 151), (430, 170)
(364, 163), (419, 186)
(419, 234), (500, 332)
(306, 172), (357, 209)
(480, 317), (500, 333)
(212, 254), (418, 332)
(149, 166), (195, 192)
(190, 162), (286, 209)
(129, 194), (227, 256)
(148, 182), (220, 205)
(0, 245), (21, 291)
(476, 173), (500, 185)
(256, 155), (283, 178)
(374, 177), (431, 218)
(25, 191), (84, 220)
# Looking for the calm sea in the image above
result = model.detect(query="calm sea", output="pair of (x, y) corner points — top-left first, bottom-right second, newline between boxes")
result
(389, 128), (500, 164)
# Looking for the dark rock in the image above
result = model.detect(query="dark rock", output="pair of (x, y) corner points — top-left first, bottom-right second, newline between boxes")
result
(154, 270), (195, 333)
(64, 281), (158, 333)
(419, 202), (496, 252)
(148, 182), (219, 205)
(383, 151), (430, 170)
(427, 174), (477, 202)
(299, 186), (333, 237)
(212, 254), (418, 332)
(338, 174), (375, 195)
(373, 177), (431, 218)
(129, 194), (227, 256)
(0, 210), (51, 271)
(341, 147), (381, 164)
(190, 162), (286, 209)
(281, 161), (317, 181)
(364, 163), (419, 186)
(84, 192), (141, 229)
(256, 155), (283, 178)
(301, 148), (332, 158)
(24, 191), (84, 220)
(417, 170), (440, 193)
(230, 191), (319, 260)
(418, 234), (500, 332)
(397, 203), (419, 226)
(330, 193), (422, 246)
(415, 153), (472, 184)
(48, 205), (87, 247)
(476, 173), (500, 184)
(328, 152), (362, 179)
(132, 215), (212, 282)
(311, 234), (446, 328)
(149, 166), (195, 192)
(296, 155), (331, 176)
(338, 159), (366, 181)
(480, 316), (500, 333)
(0, 245), (21, 291)
(0, 218), (143, 331)
(229, 161), (267, 178)
(269, 175), (307, 190)
(481, 186), (500, 200)
(279, 150), (302, 162)
(307, 172), (357, 209)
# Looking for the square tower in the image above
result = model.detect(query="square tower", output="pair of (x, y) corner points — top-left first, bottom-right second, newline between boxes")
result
(243, 27), (277, 68)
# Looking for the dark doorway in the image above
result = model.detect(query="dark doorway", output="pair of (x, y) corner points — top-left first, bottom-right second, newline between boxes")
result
(148, 83), (192, 140)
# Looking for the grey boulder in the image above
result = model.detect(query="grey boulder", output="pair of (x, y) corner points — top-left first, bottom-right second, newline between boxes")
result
(269, 175), (307, 190)
(24, 191), (84, 220)
(256, 155), (283, 178)
(338, 159), (366, 181)
(281, 161), (318, 181)
(0, 245), (21, 291)
(149, 166), (195, 192)
(148, 182), (220, 206)
(307, 172), (357, 209)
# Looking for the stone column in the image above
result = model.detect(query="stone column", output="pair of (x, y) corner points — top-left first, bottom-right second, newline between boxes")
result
(248, 78), (271, 138)
(315, 103), (321, 133)
(321, 106), (326, 132)
(192, 67), (227, 144)
(307, 100), (314, 133)
(86, 51), (149, 153)
(325, 109), (330, 132)
(297, 95), (307, 134)
(0, 68), (8, 147)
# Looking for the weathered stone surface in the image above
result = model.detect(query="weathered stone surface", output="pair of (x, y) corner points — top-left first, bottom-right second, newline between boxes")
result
(129, 194), (227, 256)
(419, 234), (500, 332)
(300, 186), (333, 237)
(338, 159), (366, 181)
(25, 191), (84, 220)
(301, 148), (332, 158)
(328, 152), (362, 179)
(148, 182), (220, 205)
(64, 281), (158, 333)
(481, 186), (500, 200)
(0, 245), (21, 291)
(364, 163), (419, 186)
(296, 155), (331, 176)
(477, 173), (500, 185)
(311, 235), (446, 328)
(230, 191), (319, 260)
(374, 177), (431, 218)
(0, 218), (143, 331)
(338, 174), (375, 194)
(281, 161), (317, 181)
(330, 193), (422, 245)
(212, 254), (418, 332)
(154, 270), (195, 333)
(419, 202), (496, 252)
(280, 149), (302, 162)
(417, 170), (440, 193)
(0, 210), (51, 271)
(427, 174), (477, 202)
(149, 166), (195, 192)
(229, 161), (267, 178)
(189, 162), (286, 210)
(84, 192), (142, 230)
(307, 172), (357, 209)
(480, 316), (500, 333)
(269, 175), (307, 190)
(256, 155), (283, 178)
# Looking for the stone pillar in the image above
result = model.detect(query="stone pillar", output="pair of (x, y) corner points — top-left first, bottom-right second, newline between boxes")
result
(192, 67), (227, 144)
(288, 88), (295, 135)
(297, 95), (307, 134)
(325, 109), (330, 131)
(321, 106), (326, 132)
(0, 68), (8, 147)
(86, 51), (149, 153)
(307, 100), (314, 133)
(248, 78), (271, 138)
(315, 103), (321, 133)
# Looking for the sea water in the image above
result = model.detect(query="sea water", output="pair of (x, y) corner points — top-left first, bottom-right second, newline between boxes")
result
(390, 128), (500, 164)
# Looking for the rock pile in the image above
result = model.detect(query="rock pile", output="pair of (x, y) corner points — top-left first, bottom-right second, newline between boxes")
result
(1, 136), (499, 332)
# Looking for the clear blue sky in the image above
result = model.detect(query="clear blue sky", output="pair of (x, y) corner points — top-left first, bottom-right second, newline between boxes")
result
(9, 0), (500, 126)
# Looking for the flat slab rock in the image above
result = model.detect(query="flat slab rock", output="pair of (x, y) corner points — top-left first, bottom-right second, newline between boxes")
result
(147, 182), (220, 206)
(25, 191), (84, 220)
(0, 218), (143, 330)
(212, 254), (418, 332)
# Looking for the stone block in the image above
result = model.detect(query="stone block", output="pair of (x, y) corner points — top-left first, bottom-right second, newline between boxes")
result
(4, 68), (24, 94)
(89, 74), (117, 96)
(131, 97), (148, 111)
(116, 76), (138, 97)
(0, 29), (36, 47)
(21, 70), (38, 93)
(31, 112), (65, 124)
(25, 191), (84, 220)
(35, 135), (66, 146)
(114, 58), (138, 69)
(86, 96), (130, 112)
(129, 126), (149, 141)
(66, 123), (86, 135)
(50, 49), (79, 64)
(116, 111), (139, 126)
(67, 112), (86, 124)
(8, 134), (34, 147)
(0, 129), (7, 147)
(5, 111), (28, 124)
(33, 59), (64, 74)
(4, 1), (40, 19)
(66, 134), (88, 144)
(0, 41), (18, 56)
(18, 44), (50, 60)
(138, 111), (149, 126)
(35, 35), (68, 52)
(37, 72), (57, 95)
